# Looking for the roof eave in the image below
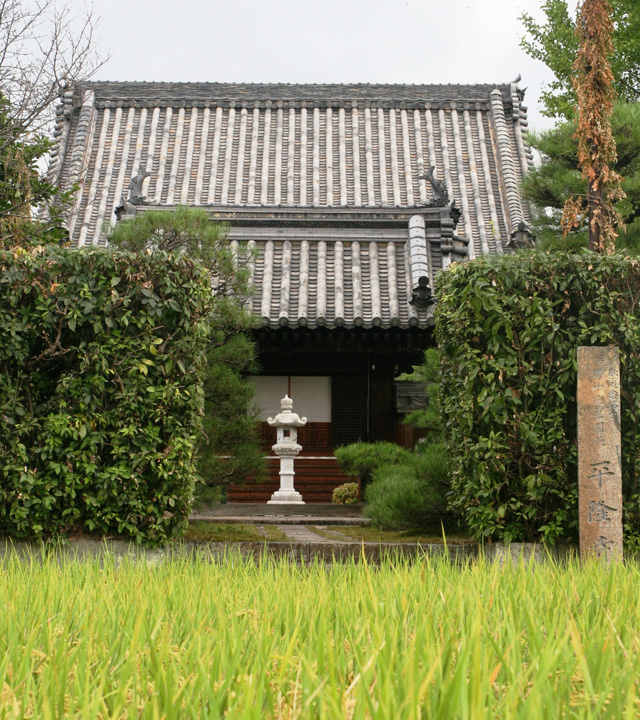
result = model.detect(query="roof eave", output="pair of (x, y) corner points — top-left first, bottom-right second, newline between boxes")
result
(122, 203), (449, 228)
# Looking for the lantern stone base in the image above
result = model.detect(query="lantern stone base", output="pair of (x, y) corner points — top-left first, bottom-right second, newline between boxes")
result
(267, 490), (305, 504)
(267, 457), (305, 504)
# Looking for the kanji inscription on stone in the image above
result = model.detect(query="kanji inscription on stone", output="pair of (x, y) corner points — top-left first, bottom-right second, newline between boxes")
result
(577, 346), (623, 562)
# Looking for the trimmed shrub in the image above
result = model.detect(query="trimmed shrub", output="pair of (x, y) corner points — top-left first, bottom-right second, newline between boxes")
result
(0, 246), (211, 544)
(332, 482), (360, 505)
(363, 443), (450, 530)
(334, 442), (410, 487)
(436, 250), (640, 545)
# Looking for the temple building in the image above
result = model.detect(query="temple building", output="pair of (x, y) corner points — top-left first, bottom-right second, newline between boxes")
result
(50, 81), (533, 500)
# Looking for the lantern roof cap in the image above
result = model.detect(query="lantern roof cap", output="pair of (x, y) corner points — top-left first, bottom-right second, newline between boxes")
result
(267, 395), (308, 428)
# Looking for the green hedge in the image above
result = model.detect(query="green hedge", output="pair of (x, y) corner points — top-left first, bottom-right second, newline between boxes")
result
(0, 247), (211, 544)
(436, 251), (640, 544)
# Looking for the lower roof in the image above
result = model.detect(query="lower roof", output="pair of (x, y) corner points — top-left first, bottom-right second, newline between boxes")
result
(234, 227), (434, 331)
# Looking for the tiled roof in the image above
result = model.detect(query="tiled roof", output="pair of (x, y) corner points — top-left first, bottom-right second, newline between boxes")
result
(51, 82), (532, 257)
(50, 81), (532, 331)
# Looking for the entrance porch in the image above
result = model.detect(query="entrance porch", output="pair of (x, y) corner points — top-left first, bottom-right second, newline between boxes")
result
(227, 327), (431, 502)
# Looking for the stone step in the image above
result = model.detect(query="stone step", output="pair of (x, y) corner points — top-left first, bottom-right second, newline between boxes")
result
(188, 514), (371, 526)
(228, 490), (347, 502)
(228, 454), (356, 502)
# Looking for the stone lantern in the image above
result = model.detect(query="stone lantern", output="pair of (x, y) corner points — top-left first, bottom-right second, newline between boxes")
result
(267, 395), (307, 504)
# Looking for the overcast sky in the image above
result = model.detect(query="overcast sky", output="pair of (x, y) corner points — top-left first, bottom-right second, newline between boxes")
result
(87, 0), (581, 133)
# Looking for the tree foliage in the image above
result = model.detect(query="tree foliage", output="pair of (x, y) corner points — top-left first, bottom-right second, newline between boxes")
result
(521, 0), (640, 119)
(109, 208), (265, 495)
(400, 348), (444, 439)
(523, 102), (640, 253)
(198, 333), (265, 494)
(0, 0), (103, 247)
(0, 101), (72, 248)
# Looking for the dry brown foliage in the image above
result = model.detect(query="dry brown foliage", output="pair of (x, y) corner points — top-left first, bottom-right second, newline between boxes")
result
(562, 0), (625, 253)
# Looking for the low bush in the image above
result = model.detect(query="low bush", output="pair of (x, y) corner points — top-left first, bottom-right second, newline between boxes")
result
(363, 442), (450, 530)
(436, 250), (640, 545)
(0, 246), (211, 544)
(334, 442), (410, 487)
(332, 482), (360, 505)
(336, 359), (452, 531)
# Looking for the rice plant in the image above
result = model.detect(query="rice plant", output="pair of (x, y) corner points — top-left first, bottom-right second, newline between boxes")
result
(1, 550), (639, 719)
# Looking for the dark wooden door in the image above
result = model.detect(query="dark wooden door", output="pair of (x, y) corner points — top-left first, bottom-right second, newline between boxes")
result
(331, 375), (365, 446)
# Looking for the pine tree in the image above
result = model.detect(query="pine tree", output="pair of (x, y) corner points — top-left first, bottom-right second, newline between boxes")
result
(522, 103), (640, 253)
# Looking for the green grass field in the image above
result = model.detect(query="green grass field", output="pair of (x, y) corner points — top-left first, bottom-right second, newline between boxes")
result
(1, 552), (639, 719)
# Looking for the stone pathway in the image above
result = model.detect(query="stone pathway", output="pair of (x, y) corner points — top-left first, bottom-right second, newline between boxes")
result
(276, 525), (336, 543)
(314, 526), (352, 542)
(191, 503), (370, 526)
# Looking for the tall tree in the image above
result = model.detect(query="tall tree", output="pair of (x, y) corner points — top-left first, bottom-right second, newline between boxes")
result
(523, 103), (640, 254)
(0, 101), (73, 248)
(0, 0), (103, 247)
(520, 0), (640, 119)
(0, 0), (102, 137)
(562, 0), (624, 253)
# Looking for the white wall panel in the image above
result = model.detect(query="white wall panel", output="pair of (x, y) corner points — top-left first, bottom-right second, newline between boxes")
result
(249, 376), (331, 422)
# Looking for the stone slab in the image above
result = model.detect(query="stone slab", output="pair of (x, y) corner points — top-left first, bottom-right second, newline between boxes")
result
(482, 542), (578, 566)
(577, 346), (623, 562)
(276, 526), (335, 543)
(267, 493), (305, 504)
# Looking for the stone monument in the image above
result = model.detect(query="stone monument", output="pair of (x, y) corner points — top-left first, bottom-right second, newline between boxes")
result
(267, 395), (307, 504)
(577, 346), (623, 562)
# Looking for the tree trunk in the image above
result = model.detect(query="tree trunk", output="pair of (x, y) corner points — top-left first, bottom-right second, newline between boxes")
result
(588, 179), (603, 252)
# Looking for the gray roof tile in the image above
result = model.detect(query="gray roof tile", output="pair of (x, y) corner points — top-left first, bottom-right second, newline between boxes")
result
(51, 81), (531, 330)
